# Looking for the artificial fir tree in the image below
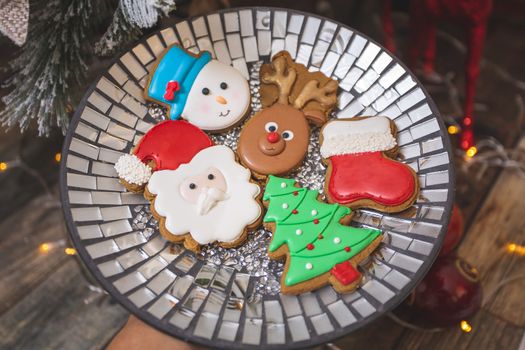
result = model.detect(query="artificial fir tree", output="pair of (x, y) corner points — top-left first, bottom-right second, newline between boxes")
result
(0, 0), (175, 135)
(263, 176), (383, 294)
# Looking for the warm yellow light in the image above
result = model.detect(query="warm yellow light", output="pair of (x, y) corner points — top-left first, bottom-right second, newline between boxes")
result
(460, 320), (472, 333)
(0, 162), (7, 171)
(64, 247), (76, 255)
(55, 153), (61, 163)
(465, 146), (478, 158)
(506, 243), (525, 256)
(39, 243), (50, 253)
(448, 125), (459, 134)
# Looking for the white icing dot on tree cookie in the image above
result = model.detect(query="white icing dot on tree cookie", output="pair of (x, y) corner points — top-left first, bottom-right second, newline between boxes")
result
(333, 237), (341, 244)
(305, 263), (313, 270)
(311, 209), (317, 216)
(282, 203), (289, 209)
(296, 229), (302, 235)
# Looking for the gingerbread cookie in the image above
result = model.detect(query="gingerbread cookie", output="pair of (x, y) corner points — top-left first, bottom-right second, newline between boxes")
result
(145, 45), (251, 132)
(320, 116), (419, 213)
(263, 176), (383, 294)
(237, 51), (338, 178)
(114, 120), (262, 252)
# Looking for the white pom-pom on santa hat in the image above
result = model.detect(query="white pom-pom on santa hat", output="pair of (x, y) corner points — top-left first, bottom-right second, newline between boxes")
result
(320, 116), (397, 158)
(114, 154), (152, 186)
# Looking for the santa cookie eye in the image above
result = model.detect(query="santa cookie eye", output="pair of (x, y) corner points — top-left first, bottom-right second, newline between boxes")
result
(189, 183), (197, 189)
(220, 82), (228, 89)
(282, 130), (294, 141)
(265, 122), (278, 132)
(208, 174), (215, 180)
(202, 87), (210, 95)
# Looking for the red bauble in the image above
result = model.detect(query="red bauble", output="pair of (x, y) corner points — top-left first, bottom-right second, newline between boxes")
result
(412, 256), (482, 326)
(440, 204), (464, 256)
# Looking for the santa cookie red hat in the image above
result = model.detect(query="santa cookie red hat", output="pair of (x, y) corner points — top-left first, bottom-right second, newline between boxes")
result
(320, 116), (397, 158)
(114, 120), (213, 186)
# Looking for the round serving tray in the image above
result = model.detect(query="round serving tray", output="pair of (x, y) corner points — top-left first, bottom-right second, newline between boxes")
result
(60, 7), (455, 349)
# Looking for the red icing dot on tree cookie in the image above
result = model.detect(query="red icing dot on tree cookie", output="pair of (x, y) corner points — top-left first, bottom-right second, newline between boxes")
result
(292, 209), (298, 214)
(306, 243), (314, 250)
(313, 218), (319, 224)
(293, 191), (299, 196)
(318, 234), (324, 239)
(345, 246), (351, 252)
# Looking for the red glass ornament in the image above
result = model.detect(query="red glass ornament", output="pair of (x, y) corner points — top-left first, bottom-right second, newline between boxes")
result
(440, 204), (464, 256)
(412, 255), (482, 326)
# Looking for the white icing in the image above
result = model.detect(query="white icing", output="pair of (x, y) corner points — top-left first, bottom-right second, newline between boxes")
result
(320, 117), (397, 157)
(296, 229), (302, 235)
(282, 203), (289, 209)
(183, 60), (250, 131)
(147, 145), (261, 245)
(114, 154), (152, 185)
(280, 182), (287, 188)
(305, 263), (313, 270)
(333, 237), (341, 244)
(311, 209), (317, 216)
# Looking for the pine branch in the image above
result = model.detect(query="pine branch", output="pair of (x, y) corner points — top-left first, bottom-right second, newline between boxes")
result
(0, 0), (97, 135)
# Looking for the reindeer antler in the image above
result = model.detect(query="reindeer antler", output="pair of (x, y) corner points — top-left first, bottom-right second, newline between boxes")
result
(293, 79), (338, 110)
(261, 55), (297, 105)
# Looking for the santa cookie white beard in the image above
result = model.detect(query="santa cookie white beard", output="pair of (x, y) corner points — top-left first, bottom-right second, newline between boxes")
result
(146, 145), (262, 251)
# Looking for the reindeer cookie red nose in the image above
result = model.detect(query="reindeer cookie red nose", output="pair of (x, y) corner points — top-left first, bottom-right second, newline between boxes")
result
(267, 132), (280, 143)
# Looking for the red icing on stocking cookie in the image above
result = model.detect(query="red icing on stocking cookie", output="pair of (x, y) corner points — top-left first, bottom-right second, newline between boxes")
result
(320, 116), (419, 213)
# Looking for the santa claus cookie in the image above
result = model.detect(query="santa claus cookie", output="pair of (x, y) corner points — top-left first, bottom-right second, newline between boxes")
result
(145, 45), (251, 132)
(114, 120), (262, 252)
(237, 51), (338, 178)
(263, 176), (382, 294)
(320, 116), (419, 213)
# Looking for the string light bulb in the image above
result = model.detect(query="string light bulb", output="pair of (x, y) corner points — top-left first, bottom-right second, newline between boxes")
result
(460, 320), (472, 333)
(465, 146), (478, 158)
(506, 243), (525, 256)
(0, 162), (7, 171)
(55, 153), (61, 163)
(448, 125), (459, 135)
(39, 243), (50, 253)
(64, 247), (76, 255)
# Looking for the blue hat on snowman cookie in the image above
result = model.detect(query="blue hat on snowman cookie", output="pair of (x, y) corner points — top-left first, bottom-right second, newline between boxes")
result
(146, 45), (211, 120)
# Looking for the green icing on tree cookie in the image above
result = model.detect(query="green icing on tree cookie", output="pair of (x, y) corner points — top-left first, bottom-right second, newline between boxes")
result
(264, 175), (382, 287)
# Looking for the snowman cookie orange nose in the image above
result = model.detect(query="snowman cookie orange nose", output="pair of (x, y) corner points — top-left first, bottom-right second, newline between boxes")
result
(215, 95), (227, 105)
(267, 132), (280, 143)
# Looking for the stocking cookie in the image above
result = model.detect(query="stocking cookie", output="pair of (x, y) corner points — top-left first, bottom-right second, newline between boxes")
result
(237, 51), (337, 178)
(114, 120), (262, 252)
(263, 176), (383, 294)
(320, 116), (419, 212)
(145, 45), (251, 132)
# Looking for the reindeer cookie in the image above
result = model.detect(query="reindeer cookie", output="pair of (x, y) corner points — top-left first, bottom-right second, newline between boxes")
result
(237, 51), (338, 178)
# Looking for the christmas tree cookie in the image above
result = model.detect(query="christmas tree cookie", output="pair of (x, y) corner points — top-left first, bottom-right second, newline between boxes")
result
(263, 176), (383, 294)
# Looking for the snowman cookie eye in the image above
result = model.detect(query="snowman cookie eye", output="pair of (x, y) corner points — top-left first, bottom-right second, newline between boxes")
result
(220, 82), (228, 89)
(208, 173), (215, 180)
(189, 183), (197, 189)
(202, 87), (210, 95)
(282, 130), (294, 141)
(265, 122), (278, 132)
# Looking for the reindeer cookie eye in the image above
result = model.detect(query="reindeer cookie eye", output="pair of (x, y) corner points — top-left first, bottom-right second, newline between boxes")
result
(265, 122), (278, 132)
(282, 130), (294, 141)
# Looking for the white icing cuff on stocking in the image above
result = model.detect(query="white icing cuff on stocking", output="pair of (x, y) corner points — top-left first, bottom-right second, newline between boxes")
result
(114, 154), (152, 185)
(320, 131), (397, 157)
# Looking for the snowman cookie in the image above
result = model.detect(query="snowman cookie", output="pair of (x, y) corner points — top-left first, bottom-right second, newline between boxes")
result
(320, 116), (419, 213)
(145, 45), (251, 132)
(114, 120), (262, 252)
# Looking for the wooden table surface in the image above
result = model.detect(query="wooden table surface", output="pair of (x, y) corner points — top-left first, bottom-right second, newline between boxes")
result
(1, 1), (524, 349)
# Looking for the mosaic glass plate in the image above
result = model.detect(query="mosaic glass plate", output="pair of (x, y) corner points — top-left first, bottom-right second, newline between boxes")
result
(60, 7), (455, 349)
